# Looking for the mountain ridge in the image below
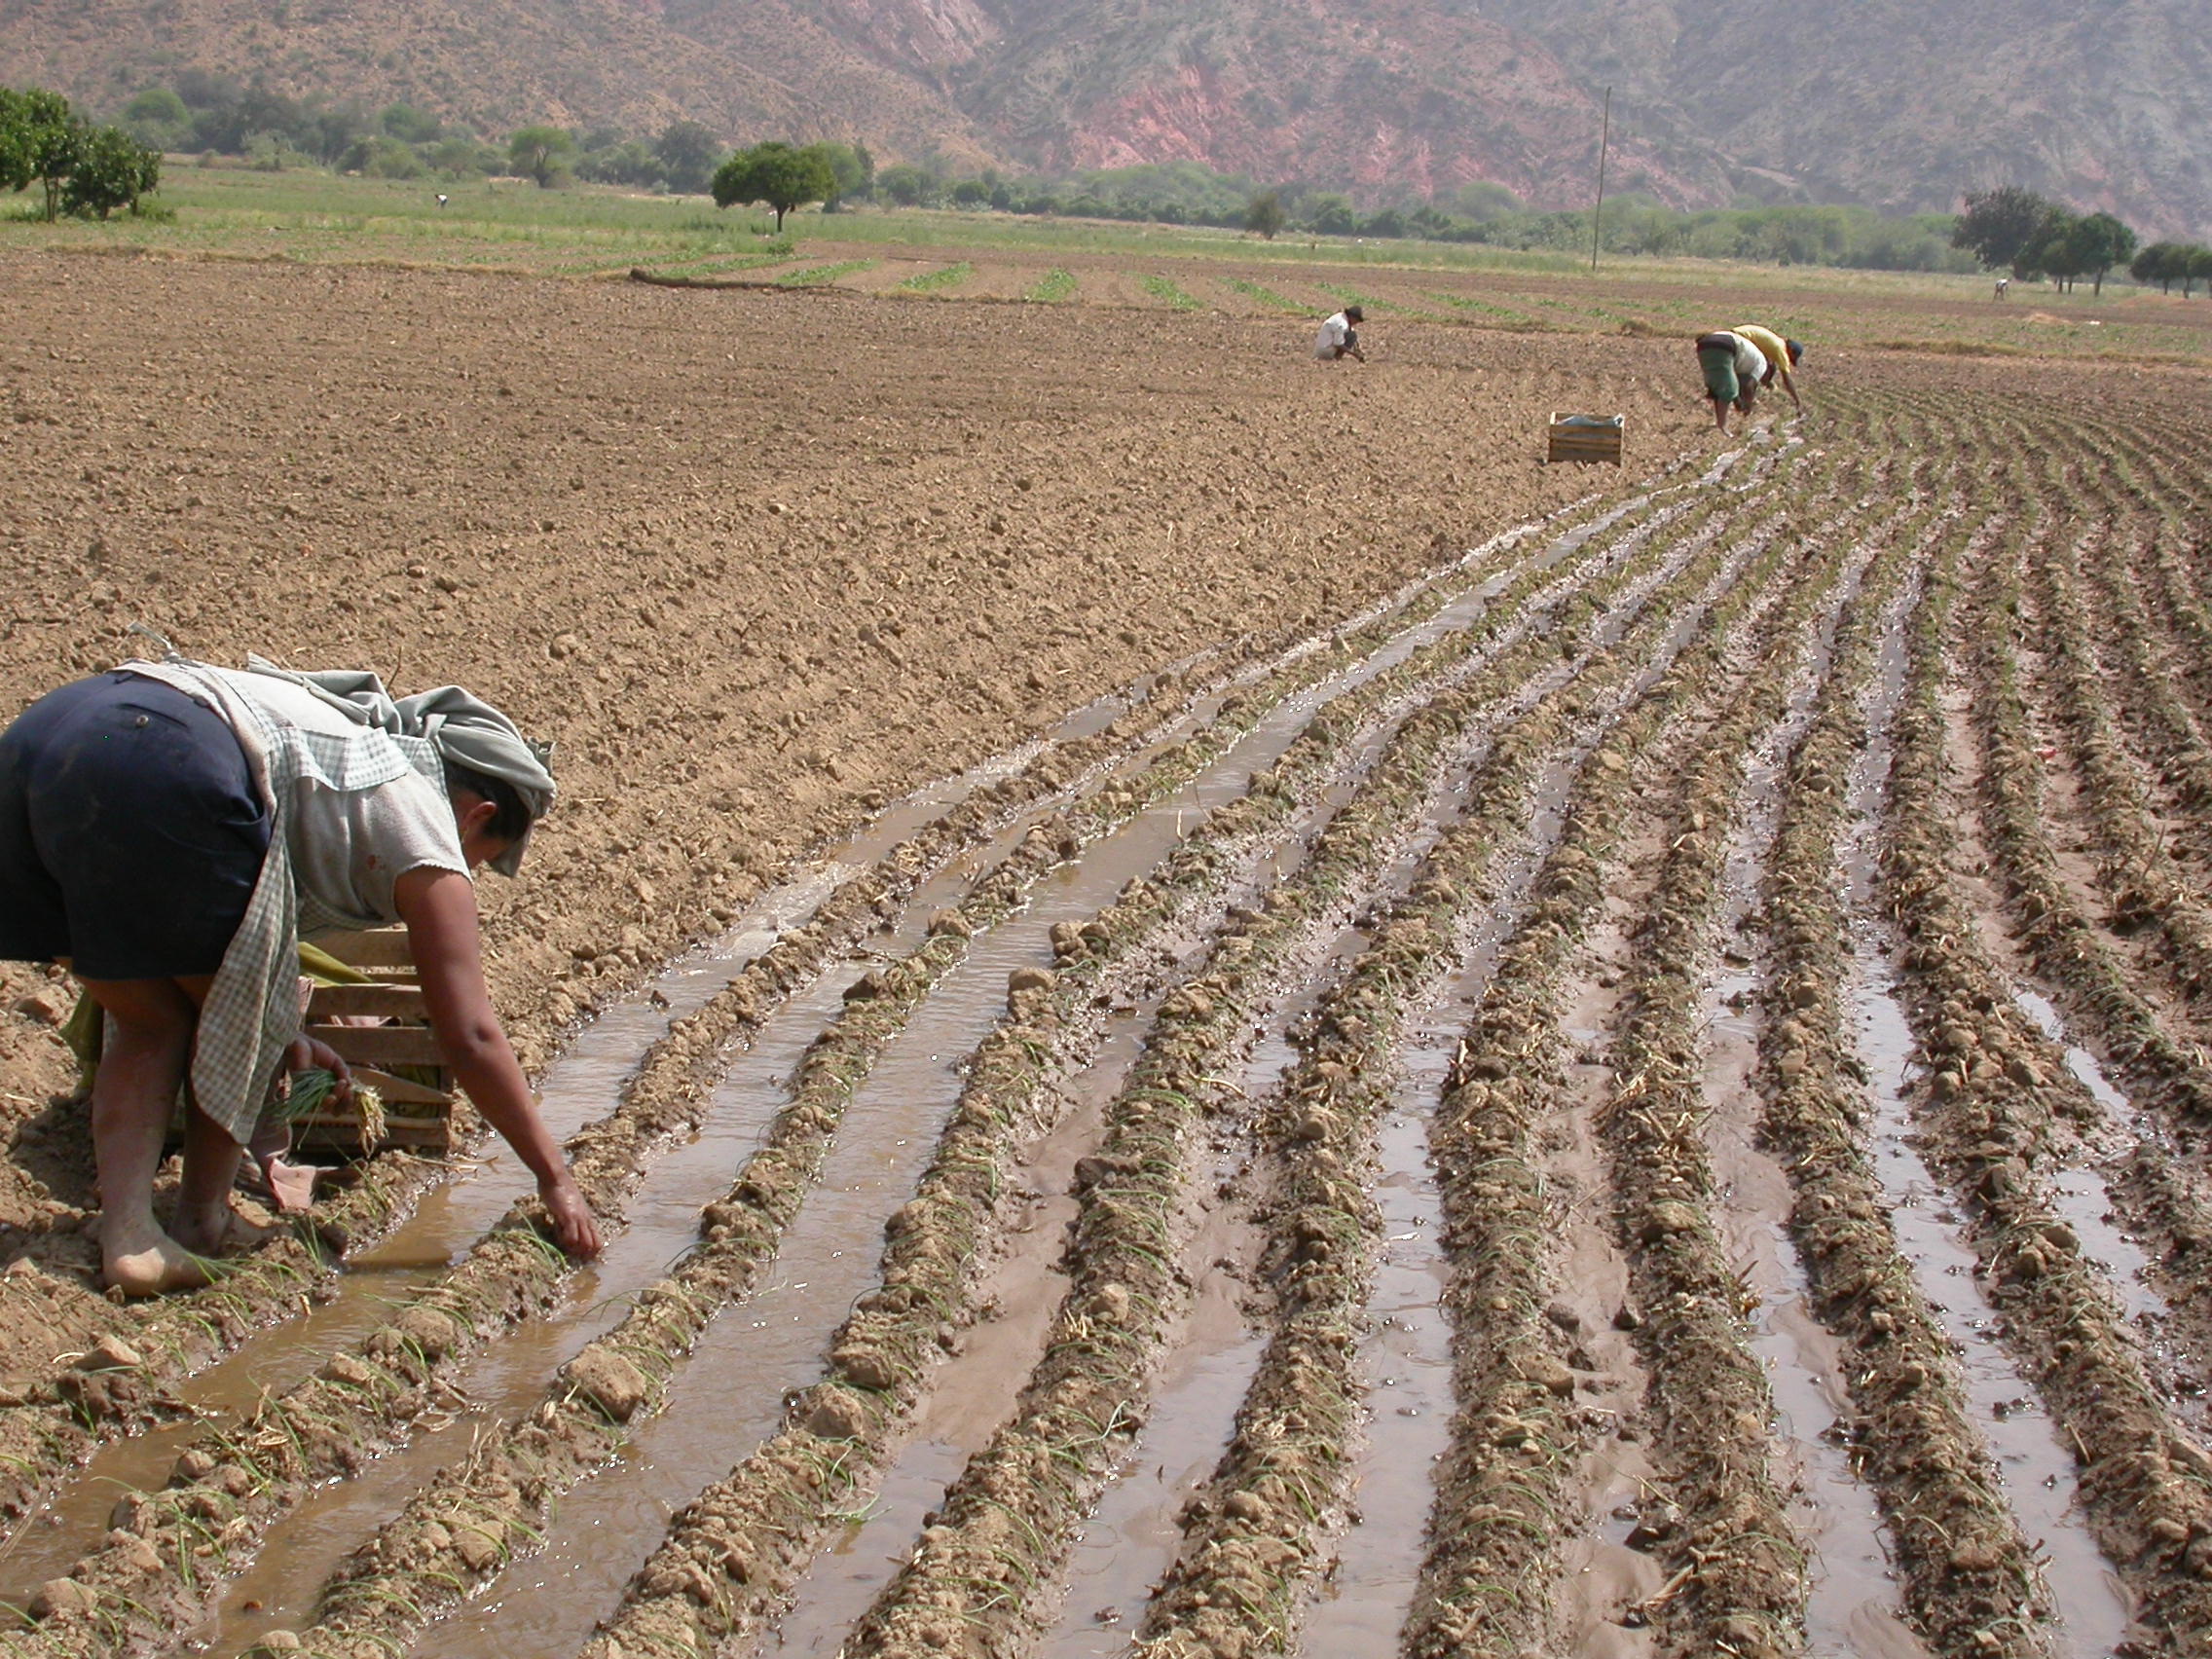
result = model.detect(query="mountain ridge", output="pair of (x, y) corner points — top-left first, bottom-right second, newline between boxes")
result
(2, 0), (2203, 239)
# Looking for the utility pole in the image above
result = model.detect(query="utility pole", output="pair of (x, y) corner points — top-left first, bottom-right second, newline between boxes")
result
(1591, 85), (1611, 273)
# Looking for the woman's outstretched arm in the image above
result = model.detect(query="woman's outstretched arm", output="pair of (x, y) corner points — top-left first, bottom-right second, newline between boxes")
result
(392, 866), (601, 1257)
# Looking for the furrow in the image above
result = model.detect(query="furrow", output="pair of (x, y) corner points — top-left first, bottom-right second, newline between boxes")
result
(1756, 499), (2061, 1656)
(812, 465), (1774, 1659)
(1135, 426), (1873, 1659)
(2015, 461), (2212, 1014)
(1885, 452), (2212, 1651)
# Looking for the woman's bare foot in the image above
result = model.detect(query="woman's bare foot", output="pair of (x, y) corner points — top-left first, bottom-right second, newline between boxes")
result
(101, 1217), (213, 1296)
(173, 1202), (276, 1260)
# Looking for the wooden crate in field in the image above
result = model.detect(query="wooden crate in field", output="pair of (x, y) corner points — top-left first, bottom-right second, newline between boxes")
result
(1547, 412), (1625, 464)
(297, 928), (454, 1155)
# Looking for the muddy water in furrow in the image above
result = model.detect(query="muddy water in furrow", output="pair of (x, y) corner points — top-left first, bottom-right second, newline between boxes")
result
(0, 869), (853, 1604)
(1036, 928), (1368, 1659)
(1847, 590), (2132, 1659)
(407, 572), (1576, 1659)
(2006, 991), (2169, 1331)
(1043, 538), (1717, 1656)
(1298, 926), (1505, 1653)
(772, 717), (1458, 1658)
(1705, 556), (1911, 1655)
(758, 1018), (1158, 1656)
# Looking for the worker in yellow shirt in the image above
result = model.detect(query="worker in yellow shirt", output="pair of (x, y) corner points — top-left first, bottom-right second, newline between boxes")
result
(1731, 325), (1803, 415)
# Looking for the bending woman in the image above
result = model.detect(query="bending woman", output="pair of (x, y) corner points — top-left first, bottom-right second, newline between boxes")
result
(0, 653), (602, 1293)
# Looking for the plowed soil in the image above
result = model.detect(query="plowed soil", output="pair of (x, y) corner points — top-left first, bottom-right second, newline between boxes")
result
(0, 245), (2208, 1659)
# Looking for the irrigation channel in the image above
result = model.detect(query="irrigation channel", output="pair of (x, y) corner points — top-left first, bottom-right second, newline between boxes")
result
(4, 386), (2212, 1659)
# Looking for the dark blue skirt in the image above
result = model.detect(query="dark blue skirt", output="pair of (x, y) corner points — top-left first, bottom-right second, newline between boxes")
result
(0, 673), (271, 979)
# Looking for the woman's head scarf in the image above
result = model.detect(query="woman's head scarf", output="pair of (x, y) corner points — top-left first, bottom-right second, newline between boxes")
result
(242, 657), (555, 876)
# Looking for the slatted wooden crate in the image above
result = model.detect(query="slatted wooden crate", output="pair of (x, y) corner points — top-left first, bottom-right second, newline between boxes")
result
(1547, 412), (1625, 464)
(295, 928), (454, 1155)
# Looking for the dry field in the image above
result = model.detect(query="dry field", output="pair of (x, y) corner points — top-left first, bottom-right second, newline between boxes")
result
(0, 244), (2209, 1659)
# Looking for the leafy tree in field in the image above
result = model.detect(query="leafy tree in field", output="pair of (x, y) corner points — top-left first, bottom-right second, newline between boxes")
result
(2131, 241), (2184, 292)
(62, 124), (161, 218)
(654, 119), (720, 195)
(381, 102), (442, 144)
(2184, 244), (2212, 298)
(1243, 190), (1285, 240)
(1304, 193), (1356, 235)
(121, 87), (189, 150)
(1448, 179), (1523, 221)
(341, 132), (424, 179)
(428, 135), (497, 178)
(1, 87), (80, 220)
(2065, 210), (2135, 295)
(875, 162), (938, 207)
(507, 125), (575, 188)
(578, 137), (662, 189)
(950, 177), (989, 207)
(2016, 208), (2078, 287)
(801, 141), (870, 209)
(1952, 184), (2059, 272)
(711, 140), (836, 230)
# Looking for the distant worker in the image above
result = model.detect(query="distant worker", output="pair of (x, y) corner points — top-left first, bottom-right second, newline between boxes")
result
(1693, 329), (1768, 435)
(1994, 276), (2009, 300)
(1314, 305), (1366, 362)
(1731, 324), (1804, 416)
(436, 193), (450, 208)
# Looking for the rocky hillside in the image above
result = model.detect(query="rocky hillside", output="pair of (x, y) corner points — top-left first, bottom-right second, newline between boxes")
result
(1480, 0), (2211, 240)
(2, 0), (2204, 236)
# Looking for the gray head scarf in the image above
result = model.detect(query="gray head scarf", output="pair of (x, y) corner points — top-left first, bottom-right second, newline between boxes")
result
(242, 657), (556, 876)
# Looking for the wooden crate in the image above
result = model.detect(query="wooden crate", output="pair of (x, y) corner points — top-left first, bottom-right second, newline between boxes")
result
(1547, 412), (1625, 464)
(295, 928), (454, 1155)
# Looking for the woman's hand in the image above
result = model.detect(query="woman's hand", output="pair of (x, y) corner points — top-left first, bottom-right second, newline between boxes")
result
(281, 1033), (353, 1106)
(395, 866), (602, 1262)
(539, 1173), (602, 1259)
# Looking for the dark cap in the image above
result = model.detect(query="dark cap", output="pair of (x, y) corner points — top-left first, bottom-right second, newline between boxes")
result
(1786, 338), (1804, 364)
(1345, 305), (1365, 322)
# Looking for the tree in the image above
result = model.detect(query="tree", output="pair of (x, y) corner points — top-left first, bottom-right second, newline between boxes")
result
(0, 87), (80, 221)
(1243, 190), (1285, 240)
(711, 140), (836, 230)
(428, 135), (496, 178)
(62, 124), (161, 218)
(2188, 244), (2212, 299)
(341, 132), (425, 179)
(1305, 193), (1355, 236)
(801, 141), (870, 209)
(1952, 184), (2059, 273)
(381, 102), (442, 144)
(2066, 211), (2135, 295)
(578, 138), (661, 189)
(654, 120), (720, 195)
(2016, 208), (2079, 288)
(2130, 241), (2180, 292)
(874, 162), (934, 207)
(506, 125), (574, 188)
(121, 87), (189, 150)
